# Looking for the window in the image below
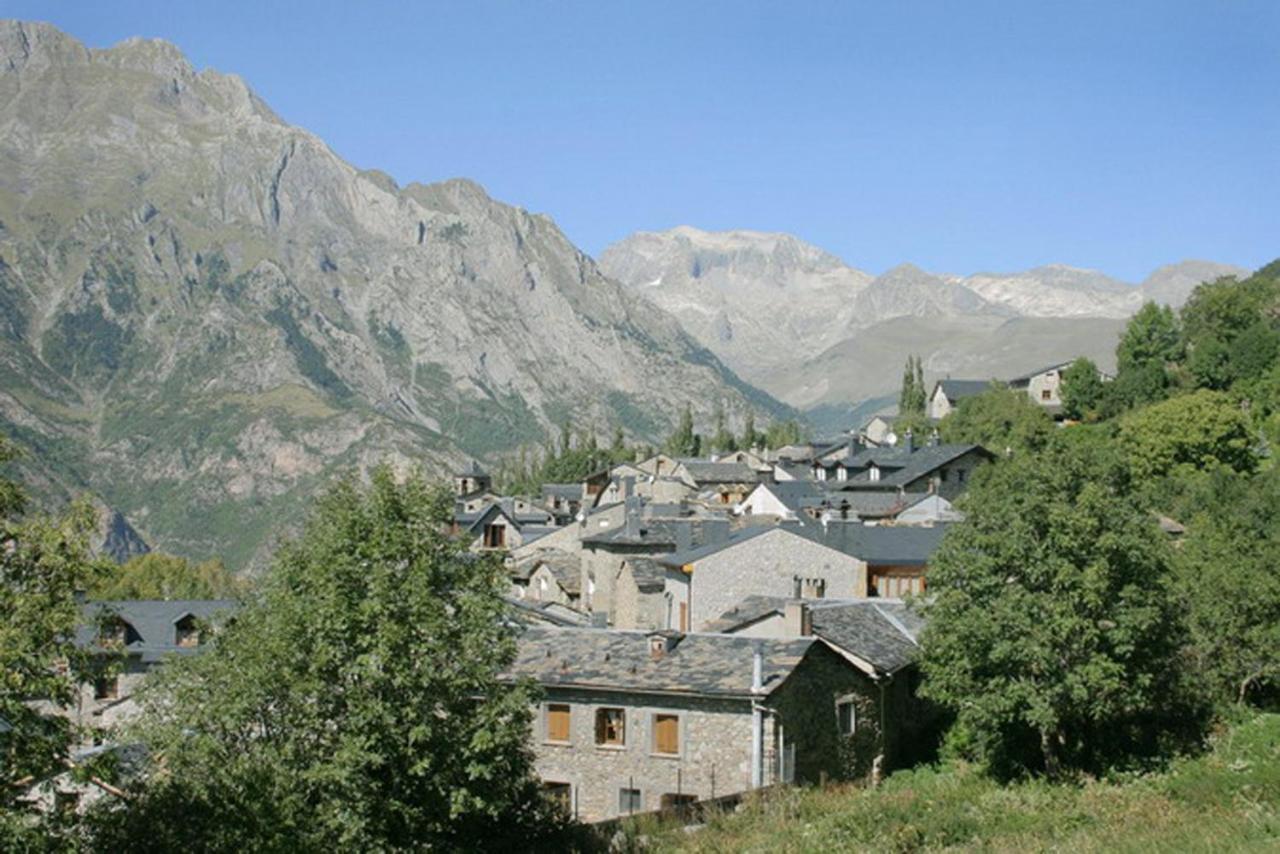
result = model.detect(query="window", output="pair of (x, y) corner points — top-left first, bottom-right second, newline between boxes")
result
(652, 713), (680, 755)
(543, 781), (572, 812)
(836, 698), (857, 735)
(99, 618), (137, 647)
(94, 675), (119, 700)
(660, 793), (697, 811)
(619, 787), (643, 814)
(545, 703), (571, 743)
(836, 466), (847, 482)
(595, 707), (626, 746)
(869, 465), (881, 482)
(816, 467), (827, 482)
(175, 614), (201, 648)
(1041, 389), (1052, 401)
(483, 523), (506, 548)
(798, 577), (826, 599)
(957, 469), (966, 483)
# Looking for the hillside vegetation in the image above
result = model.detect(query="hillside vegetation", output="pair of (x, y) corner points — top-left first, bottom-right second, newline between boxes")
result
(643, 712), (1280, 853)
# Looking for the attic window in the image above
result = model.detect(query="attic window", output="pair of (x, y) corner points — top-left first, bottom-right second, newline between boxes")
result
(868, 465), (880, 483)
(99, 618), (138, 647)
(483, 523), (506, 549)
(175, 614), (201, 648)
(837, 466), (848, 482)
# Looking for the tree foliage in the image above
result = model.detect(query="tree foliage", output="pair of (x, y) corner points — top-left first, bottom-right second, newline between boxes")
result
(90, 467), (559, 850)
(920, 440), (1203, 778)
(663, 404), (702, 457)
(90, 553), (245, 601)
(1059, 357), (1105, 421)
(1116, 389), (1256, 482)
(939, 386), (1054, 454)
(1172, 468), (1280, 706)
(898, 355), (927, 418)
(0, 438), (103, 844)
(763, 419), (805, 450)
(708, 402), (738, 453)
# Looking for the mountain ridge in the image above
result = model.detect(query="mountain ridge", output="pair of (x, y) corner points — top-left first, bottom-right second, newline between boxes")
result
(0, 20), (789, 568)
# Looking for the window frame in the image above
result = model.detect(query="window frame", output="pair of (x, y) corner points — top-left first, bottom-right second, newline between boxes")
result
(618, 786), (643, 814)
(650, 711), (681, 757)
(544, 702), (572, 745)
(835, 695), (857, 736)
(595, 706), (627, 748)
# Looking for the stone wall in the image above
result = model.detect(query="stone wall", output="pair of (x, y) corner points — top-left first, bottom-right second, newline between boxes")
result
(687, 529), (866, 630)
(530, 688), (760, 822)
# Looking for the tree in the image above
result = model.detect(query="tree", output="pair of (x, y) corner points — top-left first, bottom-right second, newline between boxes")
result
(739, 412), (760, 452)
(91, 553), (244, 600)
(938, 386), (1054, 454)
(1109, 302), (1182, 412)
(90, 467), (558, 850)
(0, 438), (103, 844)
(709, 403), (737, 453)
(764, 419), (804, 450)
(1117, 389), (1256, 482)
(664, 404), (701, 457)
(1173, 468), (1280, 706)
(898, 355), (927, 418)
(919, 440), (1201, 778)
(1059, 357), (1105, 421)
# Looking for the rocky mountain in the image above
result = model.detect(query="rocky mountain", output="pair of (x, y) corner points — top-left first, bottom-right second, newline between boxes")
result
(601, 228), (1245, 407)
(0, 21), (787, 568)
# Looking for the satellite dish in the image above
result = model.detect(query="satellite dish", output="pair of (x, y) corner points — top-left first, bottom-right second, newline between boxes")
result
(885, 431), (899, 447)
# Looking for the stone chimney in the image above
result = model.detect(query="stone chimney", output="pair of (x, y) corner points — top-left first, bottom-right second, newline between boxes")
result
(928, 428), (940, 447)
(903, 428), (915, 454)
(623, 495), (641, 539)
(621, 475), (635, 499)
(783, 601), (812, 637)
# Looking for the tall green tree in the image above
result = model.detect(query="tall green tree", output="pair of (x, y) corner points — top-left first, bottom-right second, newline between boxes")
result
(1173, 468), (1280, 706)
(739, 412), (759, 451)
(939, 386), (1054, 454)
(709, 403), (737, 453)
(1116, 389), (1256, 482)
(91, 467), (557, 850)
(664, 404), (701, 457)
(920, 440), (1201, 778)
(91, 553), (244, 601)
(764, 419), (804, 450)
(0, 439), (103, 844)
(898, 355), (927, 418)
(1107, 302), (1182, 413)
(1059, 357), (1105, 421)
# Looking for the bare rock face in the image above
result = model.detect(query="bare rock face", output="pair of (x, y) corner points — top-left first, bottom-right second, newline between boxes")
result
(602, 226), (1244, 407)
(0, 21), (787, 568)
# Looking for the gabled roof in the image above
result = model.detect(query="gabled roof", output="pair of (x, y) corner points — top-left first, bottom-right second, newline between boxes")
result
(802, 521), (952, 565)
(747, 480), (828, 513)
(622, 557), (668, 593)
(513, 549), (582, 593)
(1008, 361), (1074, 384)
(502, 597), (591, 628)
(657, 523), (786, 567)
(461, 498), (556, 532)
(934, 379), (996, 401)
(507, 625), (815, 698)
(703, 596), (924, 675)
(827, 443), (991, 489)
(581, 515), (732, 551)
(677, 460), (760, 484)
(78, 599), (238, 661)
(541, 483), (583, 501)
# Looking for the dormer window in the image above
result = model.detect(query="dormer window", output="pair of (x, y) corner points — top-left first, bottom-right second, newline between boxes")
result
(816, 467), (827, 482)
(175, 614), (201, 648)
(868, 465), (881, 483)
(99, 618), (139, 647)
(836, 466), (848, 482)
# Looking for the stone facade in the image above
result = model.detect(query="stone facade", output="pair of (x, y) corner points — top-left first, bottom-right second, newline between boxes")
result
(683, 529), (867, 630)
(525, 643), (898, 822)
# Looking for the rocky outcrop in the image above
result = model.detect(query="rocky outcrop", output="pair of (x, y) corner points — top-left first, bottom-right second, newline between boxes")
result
(0, 21), (788, 568)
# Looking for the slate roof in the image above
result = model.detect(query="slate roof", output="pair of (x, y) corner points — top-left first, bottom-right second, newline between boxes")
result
(503, 597), (591, 627)
(826, 443), (990, 489)
(581, 515), (732, 550)
(507, 625), (814, 698)
(703, 596), (924, 675)
(1008, 362), (1073, 384)
(512, 549), (582, 592)
(541, 484), (583, 502)
(824, 492), (928, 519)
(803, 521), (952, 565)
(459, 498), (557, 531)
(623, 557), (668, 593)
(749, 480), (828, 513)
(678, 460), (760, 484)
(77, 600), (238, 662)
(935, 379), (997, 402)
(657, 523), (782, 567)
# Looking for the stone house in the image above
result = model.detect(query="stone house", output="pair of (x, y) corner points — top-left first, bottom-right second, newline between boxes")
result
(453, 460), (493, 498)
(510, 549), (583, 608)
(671, 460), (761, 506)
(737, 481), (828, 522)
(661, 525), (868, 632)
(458, 498), (558, 552)
(817, 434), (993, 502)
(812, 521), (952, 598)
(927, 379), (996, 420)
(507, 625), (905, 822)
(67, 599), (237, 740)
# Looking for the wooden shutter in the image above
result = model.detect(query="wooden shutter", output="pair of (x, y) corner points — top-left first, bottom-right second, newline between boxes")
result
(653, 714), (679, 755)
(547, 704), (570, 742)
(678, 602), (688, 632)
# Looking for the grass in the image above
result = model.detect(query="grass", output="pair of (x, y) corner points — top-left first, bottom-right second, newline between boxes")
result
(638, 712), (1280, 853)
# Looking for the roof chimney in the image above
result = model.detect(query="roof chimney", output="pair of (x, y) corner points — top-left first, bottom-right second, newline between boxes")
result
(624, 495), (641, 539)
(648, 630), (683, 660)
(928, 428), (940, 447)
(784, 601), (812, 637)
(751, 644), (764, 694)
(904, 429), (915, 454)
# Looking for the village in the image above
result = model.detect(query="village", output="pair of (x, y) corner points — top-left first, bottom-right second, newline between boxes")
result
(36, 361), (1127, 824)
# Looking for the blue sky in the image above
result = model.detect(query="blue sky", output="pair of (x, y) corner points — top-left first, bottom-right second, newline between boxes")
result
(10, 1), (1279, 280)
